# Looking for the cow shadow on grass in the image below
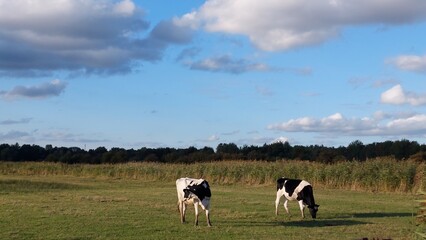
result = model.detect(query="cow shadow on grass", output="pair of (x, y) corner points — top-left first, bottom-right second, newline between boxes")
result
(217, 212), (412, 228)
(219, 219), (368, 228)
(352, 212), (412, 218)
(331, 212), (412, 219)
(277, 219), (368, 228)
(270, 212), (412, 227)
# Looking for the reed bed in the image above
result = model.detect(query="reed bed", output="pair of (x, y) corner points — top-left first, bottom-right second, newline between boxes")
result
(0, 158), (424, 193)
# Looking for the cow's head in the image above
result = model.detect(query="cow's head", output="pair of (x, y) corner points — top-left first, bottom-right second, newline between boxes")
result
(183, 188), (194, 200)
(308, 204), (320, 219)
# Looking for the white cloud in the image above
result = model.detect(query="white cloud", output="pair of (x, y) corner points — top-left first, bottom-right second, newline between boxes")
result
(207, 135), (220, 142)
(380, 85), (406, 104)
(386, 115), (426, 134)
(113, 0), (136, 16)
(268, 113), (376, 133)
(388, 54), (426, 73)
(381, 84), (426, 106)
(272, 136), (289, 144)
(268, 112), (426, 137)
(175, 0), (426, 51)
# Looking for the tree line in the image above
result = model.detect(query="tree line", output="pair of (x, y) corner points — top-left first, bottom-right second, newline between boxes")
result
(1, 139), (426, 164)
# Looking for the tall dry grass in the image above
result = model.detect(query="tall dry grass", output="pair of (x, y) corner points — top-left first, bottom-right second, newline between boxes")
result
(0, 158), (424, 192)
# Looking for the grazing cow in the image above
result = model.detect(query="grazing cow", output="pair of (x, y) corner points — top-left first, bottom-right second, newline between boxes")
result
(176, 177), (212, 227)
(275, 177), (319, 219)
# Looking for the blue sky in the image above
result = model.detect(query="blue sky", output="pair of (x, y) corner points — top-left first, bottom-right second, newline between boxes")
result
(1, 0), (426, 150)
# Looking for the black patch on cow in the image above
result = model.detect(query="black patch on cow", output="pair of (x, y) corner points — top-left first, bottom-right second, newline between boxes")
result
(185, 180), (211, 201)
(276, 178), (286, 191)
(297, 185), (314, 206)
(283, 178), (302, 197)
(298, 185), (319, 218)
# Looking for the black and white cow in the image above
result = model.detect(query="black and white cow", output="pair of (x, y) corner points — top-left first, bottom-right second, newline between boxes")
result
(275, 177), (319, 219)
(176, 177), (212, 227)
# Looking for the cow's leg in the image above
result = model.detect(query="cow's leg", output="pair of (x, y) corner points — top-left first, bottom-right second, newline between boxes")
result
(275, 192), (281, 216)
(183, 202), (187, 223)
(179, 201), (186, 223)
(205, 209), (212, 227)
(182, 202), (186, 223)
(194, 202), (199, 226)
(298, 200), (305, 218)
(284, 200), (290, 214)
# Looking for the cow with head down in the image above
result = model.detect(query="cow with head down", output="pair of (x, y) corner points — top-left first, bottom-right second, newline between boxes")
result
(275, 177), (319, 219)
(176, 177), (212, 227)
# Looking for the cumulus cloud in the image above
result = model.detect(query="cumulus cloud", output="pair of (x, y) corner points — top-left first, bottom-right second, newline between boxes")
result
(0, 79), (67, 100)
(175, 0), (426, 51)
(381, 84), (426, 106)
(268, 112), (426, 137)
(0, 0), (192, 76)
(388, 54), (426, 73)
(268, 113), (376, 133)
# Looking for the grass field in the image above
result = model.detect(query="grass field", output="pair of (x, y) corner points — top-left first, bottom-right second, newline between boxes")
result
(0, 174), (423, 240)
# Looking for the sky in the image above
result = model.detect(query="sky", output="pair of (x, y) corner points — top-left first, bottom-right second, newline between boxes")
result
(1, 0), (426, 150)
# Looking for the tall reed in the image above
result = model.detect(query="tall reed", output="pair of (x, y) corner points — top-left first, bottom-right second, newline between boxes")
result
(0, 158), (424, 193)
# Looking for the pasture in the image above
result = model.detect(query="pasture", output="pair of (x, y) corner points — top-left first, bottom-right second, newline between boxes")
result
(0, 174), (421, 240)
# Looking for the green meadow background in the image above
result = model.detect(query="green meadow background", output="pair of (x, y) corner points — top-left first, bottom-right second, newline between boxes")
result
(0, 159), (425, 239)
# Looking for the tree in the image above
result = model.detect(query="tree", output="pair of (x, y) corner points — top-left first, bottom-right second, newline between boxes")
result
(346, 140), (366, 161)
(391, 139), (419, 160)
(216, 143), (239, 154)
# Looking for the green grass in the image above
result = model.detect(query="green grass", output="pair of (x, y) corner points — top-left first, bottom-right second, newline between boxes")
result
(0, 175), (420, 240)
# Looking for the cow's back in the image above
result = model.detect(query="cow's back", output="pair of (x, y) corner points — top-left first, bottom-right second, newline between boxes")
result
(277, 178), (311, 200)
